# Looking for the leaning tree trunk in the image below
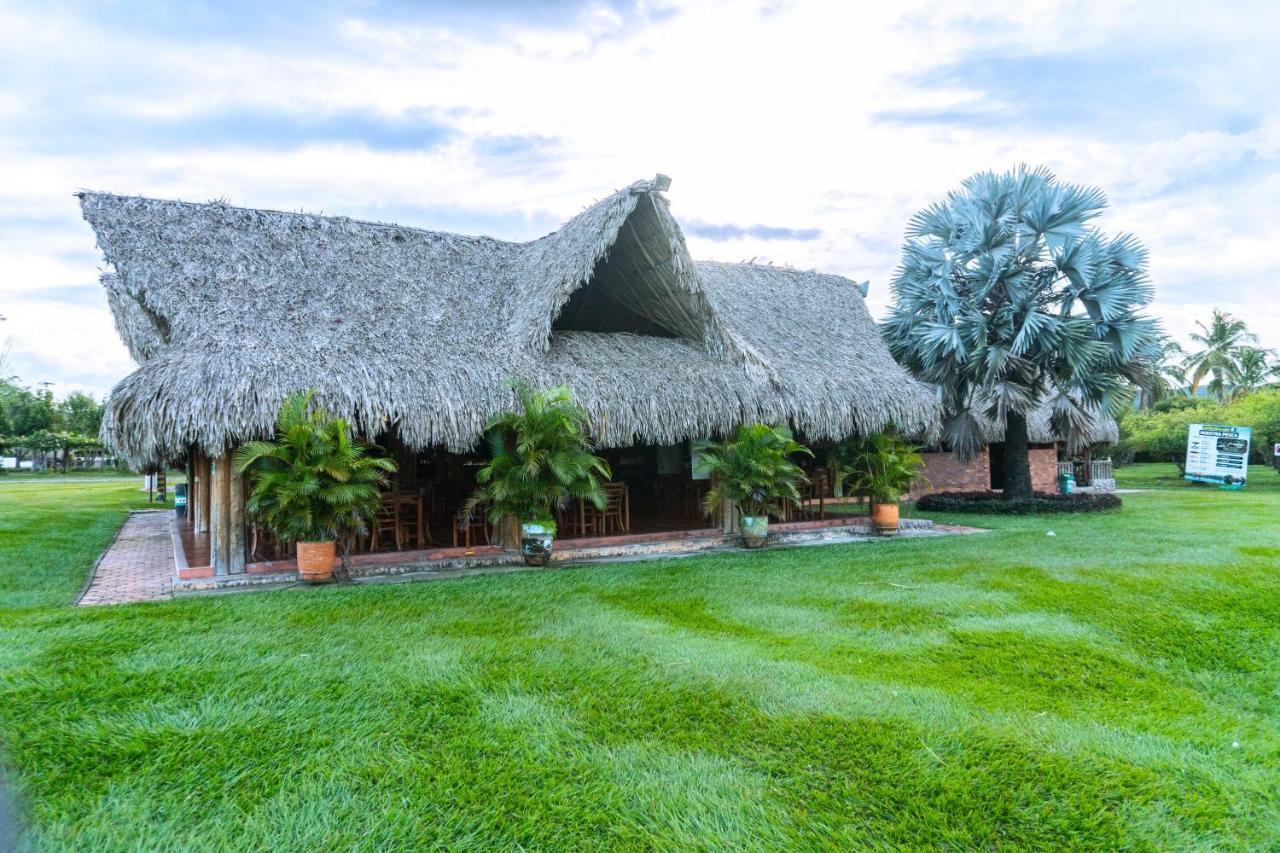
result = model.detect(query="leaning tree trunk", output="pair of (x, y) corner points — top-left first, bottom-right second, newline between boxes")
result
(1002, 411), (1034, 500)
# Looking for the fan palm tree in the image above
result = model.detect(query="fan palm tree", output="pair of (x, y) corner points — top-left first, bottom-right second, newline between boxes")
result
(1228, 346), (1277, 400)
(1184, 309), (1257, 400)
(466, 381), (610, 534)
(883, 165), (1160, 499)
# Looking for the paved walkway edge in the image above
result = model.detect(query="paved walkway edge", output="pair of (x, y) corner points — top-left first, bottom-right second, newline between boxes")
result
(73, 511), (132, 606)
(77, 510), (175, 606)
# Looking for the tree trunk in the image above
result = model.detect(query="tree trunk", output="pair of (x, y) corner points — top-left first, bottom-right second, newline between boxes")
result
(1002, 411), (1034, 500)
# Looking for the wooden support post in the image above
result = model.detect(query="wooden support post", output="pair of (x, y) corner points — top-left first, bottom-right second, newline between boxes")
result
(719, 497), (738, 535)
(195, 453), (212, 534)
(188, 455), (198, 530)
(201, 455), (212, 532)
(211, 453), (232, 575)
(228, 464), (246, 574)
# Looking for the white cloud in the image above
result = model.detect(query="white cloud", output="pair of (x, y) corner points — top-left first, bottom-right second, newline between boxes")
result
(0, 0), (1278, 395)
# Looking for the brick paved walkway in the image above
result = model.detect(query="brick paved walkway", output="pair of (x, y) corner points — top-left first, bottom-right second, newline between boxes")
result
(78, 511), (174, 606)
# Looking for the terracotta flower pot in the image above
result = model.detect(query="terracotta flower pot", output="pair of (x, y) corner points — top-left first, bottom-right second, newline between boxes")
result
(739, 515), (769, 549)
(871, 503), (900, 535)
(296, 540), (336, 583)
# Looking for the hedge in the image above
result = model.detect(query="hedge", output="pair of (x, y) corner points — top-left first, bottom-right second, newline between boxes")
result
(916, 491), (1122, 515)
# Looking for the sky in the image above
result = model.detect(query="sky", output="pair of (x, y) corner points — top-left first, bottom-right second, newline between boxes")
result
(1, 0), (1278, 398)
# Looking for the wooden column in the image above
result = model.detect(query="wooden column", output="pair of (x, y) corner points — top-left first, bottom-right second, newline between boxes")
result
(195, 453), (212, 534)
(719, 497), (738, 535)
(211, 453), (232, 575)
(228, 465), (246, 574)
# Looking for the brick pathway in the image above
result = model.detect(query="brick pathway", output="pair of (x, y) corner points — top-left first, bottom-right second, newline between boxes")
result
(78, 511), (175, 606)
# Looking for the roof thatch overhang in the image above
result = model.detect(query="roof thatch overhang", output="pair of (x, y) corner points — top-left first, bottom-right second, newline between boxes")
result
(80, 177), (940, 467)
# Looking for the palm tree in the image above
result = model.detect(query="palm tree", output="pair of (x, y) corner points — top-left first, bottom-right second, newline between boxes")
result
(235, 391), (396, 573)
(840, 432), (927, 505)
(883, 165), (1160, 499)
(1138, 337), (1188, 408)
(1184, 309), (1257, 400)
(1228, 346), (1277, 400)
(698, 423), (812, 521)
(466, 381), (611, 535)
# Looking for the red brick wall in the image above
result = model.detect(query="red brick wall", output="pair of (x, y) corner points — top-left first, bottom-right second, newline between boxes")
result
(1029, 445), (1059, 493)
(910, 448), (990, 498)
(908, 445), (1059, 497)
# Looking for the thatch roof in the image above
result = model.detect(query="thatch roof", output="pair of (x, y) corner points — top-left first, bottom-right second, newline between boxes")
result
(80, 177), (939, 467)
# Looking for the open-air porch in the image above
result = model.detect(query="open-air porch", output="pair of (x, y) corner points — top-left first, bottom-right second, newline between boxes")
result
(171, 435), (904, 590)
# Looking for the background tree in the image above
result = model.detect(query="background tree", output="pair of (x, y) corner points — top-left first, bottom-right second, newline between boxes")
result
(1138, 337), (1188, 409)
(56, 392), (104, 437)
(1227, 346), (1276, 400)
(0, 383), (106, 470)
(1, 385), (55, 437)
(1184, 309), (1256, 400)
(884, 165), (1160, 499)
(24, 430), (102, 473)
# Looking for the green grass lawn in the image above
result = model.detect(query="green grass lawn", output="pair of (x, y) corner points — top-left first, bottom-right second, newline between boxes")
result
(1, 471), (1278, 848)
(1116, 460), (1280, 492)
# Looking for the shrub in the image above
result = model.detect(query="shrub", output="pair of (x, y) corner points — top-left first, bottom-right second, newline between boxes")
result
(1227, 388), (1280, 465)
(839, 433), (927, 504)
(1118, 398), (1224, 466)
(466, 381), (610, 531)
(235, 391), (397, 569)
(916, 490), (1122, 515)
(698, 424), (811, 520)
(1119, 388), (1280, 471)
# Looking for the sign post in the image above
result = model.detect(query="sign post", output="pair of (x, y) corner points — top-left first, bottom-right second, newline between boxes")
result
(1185, 424), (1251, 489)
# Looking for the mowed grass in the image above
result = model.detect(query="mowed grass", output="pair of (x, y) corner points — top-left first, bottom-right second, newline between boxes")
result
(1, 467), (1278, 849)
(1115, 459), (1280, 492)
(0, 478), (159, 609)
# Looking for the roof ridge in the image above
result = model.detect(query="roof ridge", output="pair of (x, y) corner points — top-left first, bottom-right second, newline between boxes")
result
(76, 190), (521, 246)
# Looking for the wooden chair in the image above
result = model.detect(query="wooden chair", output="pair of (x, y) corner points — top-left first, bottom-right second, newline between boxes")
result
(371, 500), (402, 551)
(555, 502), (580, 538)
(452, 509), (490, 548)
(593, 482), (629, 535)
(798, 469), (827, 520)
(397, 494), (430, 549)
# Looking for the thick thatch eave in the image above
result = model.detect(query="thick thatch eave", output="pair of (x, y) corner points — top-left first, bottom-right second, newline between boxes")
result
(80, 178), (940, 467)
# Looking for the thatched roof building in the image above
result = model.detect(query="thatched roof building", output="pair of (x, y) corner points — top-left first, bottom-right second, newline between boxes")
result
(80, 176), (939, 467)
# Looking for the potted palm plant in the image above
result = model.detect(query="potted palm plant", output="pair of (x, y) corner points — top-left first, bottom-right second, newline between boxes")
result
(841, 432), (926, 535)
(235, 391), (397, 582)
(698, 424), (811, 548)
(466, 381), (610, 566)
